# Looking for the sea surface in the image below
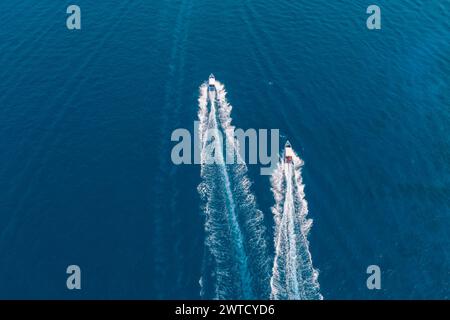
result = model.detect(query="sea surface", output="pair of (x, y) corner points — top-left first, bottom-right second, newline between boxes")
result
(0, 0), (449, 299)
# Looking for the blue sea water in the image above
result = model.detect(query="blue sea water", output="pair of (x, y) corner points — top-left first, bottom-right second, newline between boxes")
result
(0, 0), (449, 299)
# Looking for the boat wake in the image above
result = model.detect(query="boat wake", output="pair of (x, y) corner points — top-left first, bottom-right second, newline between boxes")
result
(197, 80), (270, 299)
(270, 148), (323, 300)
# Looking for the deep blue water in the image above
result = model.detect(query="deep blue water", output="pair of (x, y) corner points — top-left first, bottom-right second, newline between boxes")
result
(0, 0), (449, 299)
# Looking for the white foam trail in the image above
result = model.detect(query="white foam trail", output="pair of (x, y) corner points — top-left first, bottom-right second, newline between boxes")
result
(270, 149), (322, 300)
(198, 84), (253, 299)
(198, 80), (270, 299)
